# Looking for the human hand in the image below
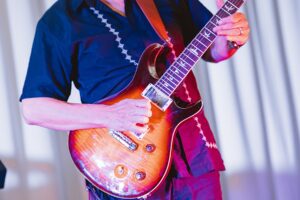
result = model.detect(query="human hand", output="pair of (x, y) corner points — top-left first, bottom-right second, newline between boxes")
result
(104, 99), (152, 134)
(213, 0), (250, 46)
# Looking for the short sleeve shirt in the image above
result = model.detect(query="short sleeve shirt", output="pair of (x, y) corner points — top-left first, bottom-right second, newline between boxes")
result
(21, 0), (225, 198)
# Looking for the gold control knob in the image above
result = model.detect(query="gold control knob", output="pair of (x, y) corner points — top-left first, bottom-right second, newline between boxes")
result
(135, 171), (146, 181)
(145, 144), (156, 153)
(114, 165), (127, 178)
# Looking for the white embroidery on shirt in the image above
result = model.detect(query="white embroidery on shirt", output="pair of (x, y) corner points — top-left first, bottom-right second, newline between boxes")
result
(91, 7), (217, 149)
(90, 7), (138, 66)
(168, 36), (217, 149)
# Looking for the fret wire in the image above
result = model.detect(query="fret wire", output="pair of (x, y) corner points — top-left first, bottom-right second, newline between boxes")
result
(217, 9), (230, 18)
(185, 48), (199, 61)
(174, 62), (189, 74)
(214, 15), (221, 20)
(175, 58), (190, 71)
(187, 45), (200, 56)
(177, 57), (192, 71)
(209, 20), (218, 28)
(169, 66), (184, 79)
(154, 83), (170, 96)
(195, 38), (208, 48)
(221, 7), (231, 16)
(181, 51), (196, 64)
(154, 0), (244, 96)
(164, 73), (179, 85)
(156, 64), (185, 90)
(199, 36), (211, 46)
(229, 0), (244, 8)
(156, 82), (172, 95)
(226, 1), (238, 10)
(190, 43), (206, 59)
(171, 64), (186, 77)
(158, 80), (173, 93)
(160, 79), (175, 91)
(201, 30), (214, 42)
(204, 27), (217, 37)
(161, 73), (177, 87)
(189, 42), (204, 54)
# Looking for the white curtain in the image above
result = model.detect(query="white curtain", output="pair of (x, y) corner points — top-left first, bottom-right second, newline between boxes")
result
(0, 0), (299, 200)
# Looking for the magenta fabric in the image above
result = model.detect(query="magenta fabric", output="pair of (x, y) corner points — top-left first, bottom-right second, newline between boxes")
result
(88, 171), (222, 200)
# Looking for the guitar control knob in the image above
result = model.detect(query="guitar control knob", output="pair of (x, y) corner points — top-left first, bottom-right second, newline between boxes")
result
(135, 171), (146, 181)
(145, 144), (156, 153)
(114, 165), (127, 178)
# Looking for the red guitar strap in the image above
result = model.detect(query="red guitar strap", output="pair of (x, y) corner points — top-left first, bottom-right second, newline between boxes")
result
(136, 0), (170, 44)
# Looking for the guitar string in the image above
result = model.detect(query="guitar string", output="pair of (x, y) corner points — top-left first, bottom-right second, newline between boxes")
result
(90, 6), (218, 150)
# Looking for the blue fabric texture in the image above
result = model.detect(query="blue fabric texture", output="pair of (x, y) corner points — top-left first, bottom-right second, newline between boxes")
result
(20, 0), (212, 104)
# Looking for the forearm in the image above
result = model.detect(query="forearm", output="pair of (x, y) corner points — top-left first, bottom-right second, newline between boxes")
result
(22, 97), (151, 133)
(22, 97), (110, 131)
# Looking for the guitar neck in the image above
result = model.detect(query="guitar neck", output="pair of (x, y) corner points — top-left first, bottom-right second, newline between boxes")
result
(154, 0), (245, 96)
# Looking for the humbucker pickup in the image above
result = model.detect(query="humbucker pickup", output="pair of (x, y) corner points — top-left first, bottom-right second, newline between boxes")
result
(141, 83), (173, 111)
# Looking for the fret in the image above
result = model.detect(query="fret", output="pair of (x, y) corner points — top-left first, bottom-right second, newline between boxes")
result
(185, 49), (199, 61)
(221, 7), (231, 16)
(188, 45), (200, 56)
(195, 37), (208, 48)
(189, 42), (204, 55)
(200, 28), (215, 42)
(227, 0), (238, 9)
(208, 20), (218, 28)
(152, 0), (245, 97)
(229, 0), (244, 8)
(154, 84), (169, 96)
(160, 79), (175, 92)
(224, 2), (238, 14)
(169, 65), (185, 79)
(156, 81), (172, 94)
(211, 15), (221, 26)
(181, 50), (197, 63)
(204, 27), (217, 37)
(168, 63), (185, 79)
(161, 74), (177, 88)
(216, 8), (231, 18)
(199, 36), (211, 47)
(176, 57), (192, 71)
(164, 72), (179, 85)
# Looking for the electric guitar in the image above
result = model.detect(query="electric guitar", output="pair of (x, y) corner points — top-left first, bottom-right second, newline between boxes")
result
(69, 0), (245, 199)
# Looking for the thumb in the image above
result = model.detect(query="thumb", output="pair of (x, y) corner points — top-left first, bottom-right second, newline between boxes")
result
(216, 0), (225, 9)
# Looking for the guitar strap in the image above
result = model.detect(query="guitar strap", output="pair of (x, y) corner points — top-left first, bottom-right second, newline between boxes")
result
(136, 0), (171, 44)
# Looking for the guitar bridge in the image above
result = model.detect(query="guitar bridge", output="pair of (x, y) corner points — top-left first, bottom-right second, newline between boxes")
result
(142, 83), (173, 111)
(109, 130), (138, 151)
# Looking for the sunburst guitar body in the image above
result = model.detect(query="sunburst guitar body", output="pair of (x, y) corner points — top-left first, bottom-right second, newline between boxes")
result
(69, 43), (202, 199)
(68, 0), (245, 198)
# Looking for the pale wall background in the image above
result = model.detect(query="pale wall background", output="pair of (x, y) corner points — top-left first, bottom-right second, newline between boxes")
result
(0, 0), (299, 200)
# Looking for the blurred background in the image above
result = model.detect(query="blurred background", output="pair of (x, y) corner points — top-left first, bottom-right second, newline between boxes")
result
(0, 0), (299, 199)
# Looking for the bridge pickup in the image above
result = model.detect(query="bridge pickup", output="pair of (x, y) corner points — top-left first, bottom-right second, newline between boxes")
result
(142, 83), (173, 111)
(109, 130), (138, 151)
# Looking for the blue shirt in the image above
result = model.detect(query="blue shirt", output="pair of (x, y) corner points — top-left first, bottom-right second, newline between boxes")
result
(21, 0), (225, 199)
(20, 0), (212, 103)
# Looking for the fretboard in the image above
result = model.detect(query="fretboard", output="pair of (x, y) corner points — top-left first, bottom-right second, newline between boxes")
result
(154, 0), (245, 96)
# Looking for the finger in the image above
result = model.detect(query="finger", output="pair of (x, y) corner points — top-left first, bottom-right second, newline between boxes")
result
(213, 21), (249, 32)
(131, 124), (148, 134)
(226, 35), (249, 45)
(218, 12), (245, 25)
(134, 99), (151, 108)
(130, 115), (150, 124)
(216, 28), (248, 36)
(216, 0), (225, 9)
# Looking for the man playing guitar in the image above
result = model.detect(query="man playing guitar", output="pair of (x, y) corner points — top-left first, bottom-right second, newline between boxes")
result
(21, 0), (250, 199)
